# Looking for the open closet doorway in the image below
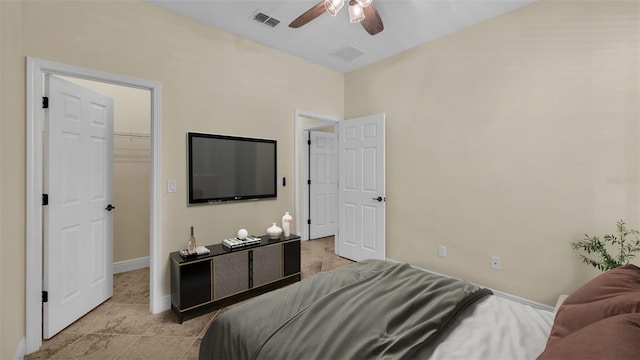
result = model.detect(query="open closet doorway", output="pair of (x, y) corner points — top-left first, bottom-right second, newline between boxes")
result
(26, 57), (162, 354)
(61, 76), (152, 276)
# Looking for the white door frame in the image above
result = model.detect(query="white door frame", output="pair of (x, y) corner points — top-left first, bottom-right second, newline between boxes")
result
(25, 57), (163, 353)
(293, 109), (340, 241)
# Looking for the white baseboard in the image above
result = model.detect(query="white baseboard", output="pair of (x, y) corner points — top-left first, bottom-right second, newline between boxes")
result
(14, 336), (25, 360)
(157, 294), (171, 313)
(385, 258), (553, 312)
(113, 256), (150, 274)
(490, 288), (553, 312)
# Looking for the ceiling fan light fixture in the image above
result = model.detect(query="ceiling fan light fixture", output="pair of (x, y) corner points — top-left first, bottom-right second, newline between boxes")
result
(324, 0), (345, 16)
(289, 0), (382, 35)
(349, 2), (365, 23)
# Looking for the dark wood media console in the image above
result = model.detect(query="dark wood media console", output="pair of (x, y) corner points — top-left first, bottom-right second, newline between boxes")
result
(169, 235), (301, 323)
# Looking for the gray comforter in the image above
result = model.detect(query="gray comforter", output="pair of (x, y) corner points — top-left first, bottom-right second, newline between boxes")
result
(200, 259), (492, 360)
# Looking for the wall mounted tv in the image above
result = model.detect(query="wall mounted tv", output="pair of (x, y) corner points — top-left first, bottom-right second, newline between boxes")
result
(188, 132), (277, 204)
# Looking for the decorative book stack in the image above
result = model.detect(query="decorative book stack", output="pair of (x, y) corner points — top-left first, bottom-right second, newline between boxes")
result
(178, 245), (210, 258)
(222, 235), (261, 250)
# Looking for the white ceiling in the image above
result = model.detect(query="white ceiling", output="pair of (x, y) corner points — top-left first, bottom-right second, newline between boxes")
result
(146, 0), (536, 73)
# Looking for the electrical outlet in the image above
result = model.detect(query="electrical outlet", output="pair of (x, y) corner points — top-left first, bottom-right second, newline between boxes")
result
(438, 245), (446, 258)
(491, 256), (501, 270)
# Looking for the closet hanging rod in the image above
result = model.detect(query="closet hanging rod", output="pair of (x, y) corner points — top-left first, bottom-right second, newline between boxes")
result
(114, 131), (150, 139)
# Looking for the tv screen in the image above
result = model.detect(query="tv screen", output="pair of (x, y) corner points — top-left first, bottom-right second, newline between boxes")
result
(188, 132), (277, 204)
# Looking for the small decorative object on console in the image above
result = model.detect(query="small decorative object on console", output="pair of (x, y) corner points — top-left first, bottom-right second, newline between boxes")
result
(179, 245), (210, 258)
(244, 235), (261, 246)
(267, 223), (283, 239)
(223, 238), (245, 250)
(237, 228), (248, 240)
(187, 226), (197, 254)
(222, 235), (262, 250)
(282, 212), (293, 237)
(178, 250), (198, 259)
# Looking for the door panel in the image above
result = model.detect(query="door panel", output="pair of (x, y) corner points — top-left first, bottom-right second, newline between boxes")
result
(344, 149), (357, 189)
(44, 75), (114, 339)
(89, 219), (106, 285)
(363, 205), (378, 250)
(61, 226), (81, 299)
(363, 147), (377, 190)
(337, 114), (385, 261)
(344, 203), (357, 246)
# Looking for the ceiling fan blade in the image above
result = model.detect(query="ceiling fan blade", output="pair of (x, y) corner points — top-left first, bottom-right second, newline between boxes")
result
(289, 1), (326, 28)
(361, 3), (384, 35)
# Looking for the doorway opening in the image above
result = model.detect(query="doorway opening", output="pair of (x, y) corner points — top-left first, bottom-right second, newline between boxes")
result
(294, 111), (387, 261)
(293, 110), (340, 242)
(305, 127), (338, 240)
(25, 57), (163, 354)
(59, 76), (152, 275)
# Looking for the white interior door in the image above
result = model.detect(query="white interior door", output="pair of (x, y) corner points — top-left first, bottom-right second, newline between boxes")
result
(43, 75), (114, 338)
(337, 114), (385, 261)
(309, 131), (338, 239)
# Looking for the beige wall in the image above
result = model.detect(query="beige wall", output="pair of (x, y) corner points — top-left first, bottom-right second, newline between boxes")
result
(0, 0), (343, 357)
(346, 0), (639, 305)
(1, 1), (26, 358)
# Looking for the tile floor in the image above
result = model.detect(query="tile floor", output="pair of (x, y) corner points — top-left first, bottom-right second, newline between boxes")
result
(26, 236), (353, 359)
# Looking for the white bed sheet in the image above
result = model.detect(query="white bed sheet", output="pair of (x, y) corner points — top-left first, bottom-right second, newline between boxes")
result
(426, 295), (554, 360)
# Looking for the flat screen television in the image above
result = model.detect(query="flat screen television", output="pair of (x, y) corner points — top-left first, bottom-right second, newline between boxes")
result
(187, 132), (277, 204)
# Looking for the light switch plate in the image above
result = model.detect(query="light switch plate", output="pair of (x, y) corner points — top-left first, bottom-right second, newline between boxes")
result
(168, 179), (177, 193)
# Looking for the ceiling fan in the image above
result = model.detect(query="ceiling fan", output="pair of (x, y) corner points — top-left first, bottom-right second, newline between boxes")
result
(289, 0), (384, 36)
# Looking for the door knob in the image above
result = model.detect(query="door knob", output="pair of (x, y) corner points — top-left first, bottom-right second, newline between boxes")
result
(105, 204), (116, 211)
(372, 196), (384, 202)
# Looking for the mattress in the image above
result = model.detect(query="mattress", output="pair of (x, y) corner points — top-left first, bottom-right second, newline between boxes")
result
(426, 295), (554, 359)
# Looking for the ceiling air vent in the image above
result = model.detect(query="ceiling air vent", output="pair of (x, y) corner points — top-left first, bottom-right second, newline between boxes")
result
(264, 17), (281, 28)
(252, 10), (281, 28)
(329, 45), (366, 62)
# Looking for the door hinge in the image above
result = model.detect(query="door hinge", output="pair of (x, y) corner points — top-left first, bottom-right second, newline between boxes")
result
(307, 139), (311, 146)
(307, 180), (311, 185)
(307, 219), (311, 225)
(42, 291), (48, 303)
(42, 194), (49, 206)
(42, 97), (49, 109)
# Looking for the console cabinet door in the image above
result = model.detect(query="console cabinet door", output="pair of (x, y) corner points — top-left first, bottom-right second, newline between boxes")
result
(213, 252), (249, 299)
(173, 259), (212, 309)
(252, 245), (282, 288)
(283, 241), (301, 276)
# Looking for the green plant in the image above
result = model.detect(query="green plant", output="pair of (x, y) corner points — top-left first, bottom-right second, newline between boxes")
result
(571, 220), (640, 271)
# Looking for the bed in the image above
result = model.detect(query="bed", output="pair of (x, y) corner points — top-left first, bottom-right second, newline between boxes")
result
(199, 259), (640, 359)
